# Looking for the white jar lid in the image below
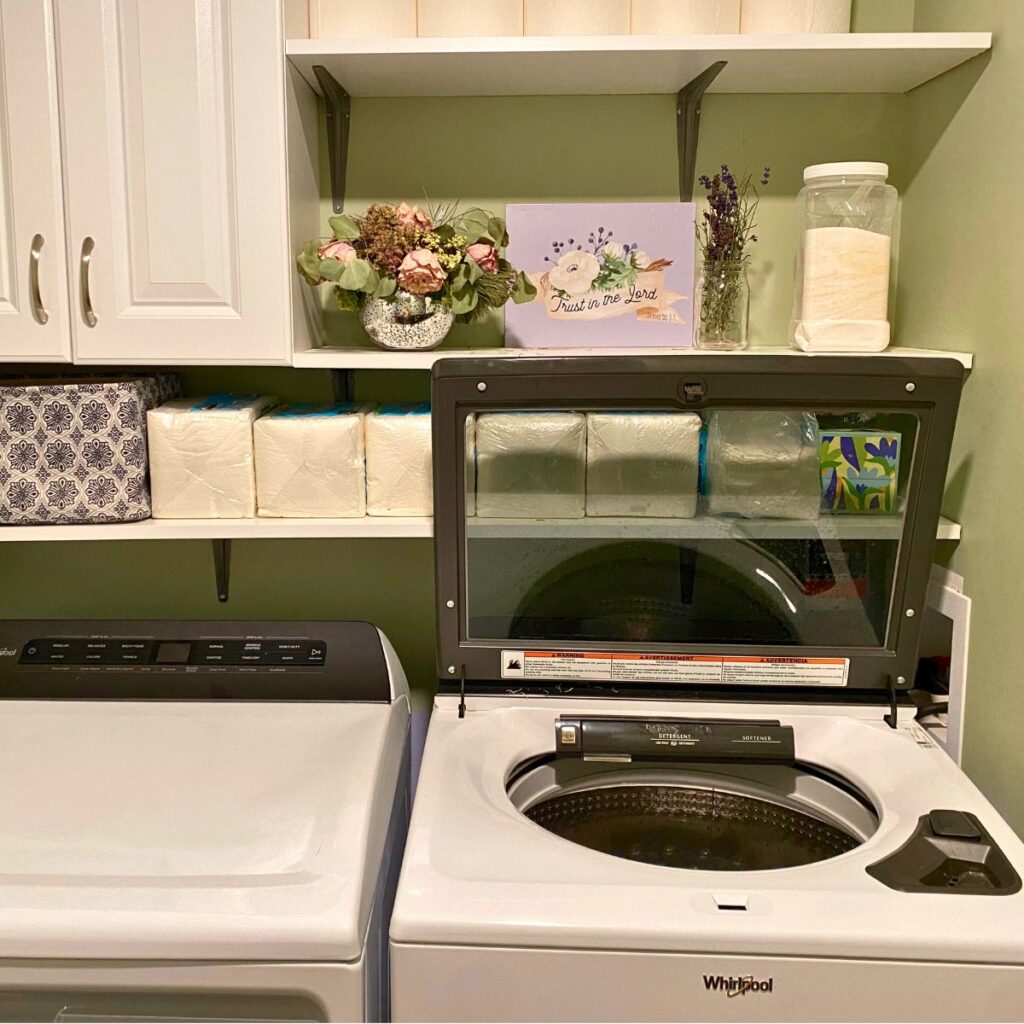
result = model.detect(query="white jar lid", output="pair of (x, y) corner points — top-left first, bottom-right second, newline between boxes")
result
(803, 161), (889, 183)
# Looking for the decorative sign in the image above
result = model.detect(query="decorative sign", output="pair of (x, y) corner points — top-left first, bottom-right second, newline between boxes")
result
(505, 202), (696, 348)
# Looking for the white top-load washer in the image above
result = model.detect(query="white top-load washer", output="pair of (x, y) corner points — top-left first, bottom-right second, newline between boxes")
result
(391, 355), (1024, 1023)
(0, 619), (410, 1023)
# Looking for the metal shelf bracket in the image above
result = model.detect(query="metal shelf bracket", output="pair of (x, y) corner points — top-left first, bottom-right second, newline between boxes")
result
(676, 61), (727, 203)
(212, 539), (231, 603)
(312, 64), (351, 214)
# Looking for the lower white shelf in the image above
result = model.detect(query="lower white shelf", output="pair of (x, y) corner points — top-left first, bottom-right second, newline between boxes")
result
(0, 517), (434, 542)
(0, 515), (961, 542)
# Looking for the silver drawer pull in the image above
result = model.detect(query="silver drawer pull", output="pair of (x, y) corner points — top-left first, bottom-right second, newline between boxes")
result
(29, 233), (48, 325)
(80, 236), (97, 327)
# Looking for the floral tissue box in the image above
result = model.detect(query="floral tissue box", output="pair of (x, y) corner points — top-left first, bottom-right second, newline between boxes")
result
(820, 430), (901, 514)
(0, 375), (180, 525)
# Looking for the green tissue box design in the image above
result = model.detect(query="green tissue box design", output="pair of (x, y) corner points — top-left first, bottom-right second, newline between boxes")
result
(820, 430), (901, 513)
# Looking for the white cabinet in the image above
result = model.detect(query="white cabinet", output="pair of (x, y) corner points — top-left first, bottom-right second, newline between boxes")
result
(0, 0), (72, 362)
(0, 1), (291, 366)
(54, 0), (291, 365)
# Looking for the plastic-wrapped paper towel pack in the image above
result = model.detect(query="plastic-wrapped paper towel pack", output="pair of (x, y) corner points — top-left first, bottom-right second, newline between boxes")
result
(476, 412), (587, 519)
(255, 403), (369, 518)
(366, 404), (433, 516)
(147, 395), (277, 519)
(704, 410), (821, 520)
(586, 412), (701, 518)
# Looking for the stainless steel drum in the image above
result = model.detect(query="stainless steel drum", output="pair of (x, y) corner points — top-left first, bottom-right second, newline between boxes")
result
(508, 760), (878, 872)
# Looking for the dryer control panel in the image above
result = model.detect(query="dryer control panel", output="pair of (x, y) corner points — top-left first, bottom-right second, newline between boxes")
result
(0, 619), (392, 702)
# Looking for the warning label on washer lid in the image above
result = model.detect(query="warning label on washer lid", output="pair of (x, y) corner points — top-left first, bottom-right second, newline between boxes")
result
(500, 651), (849, 687)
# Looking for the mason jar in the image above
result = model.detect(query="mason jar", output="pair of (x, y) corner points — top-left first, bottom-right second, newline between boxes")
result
(791, 161), (898, 352)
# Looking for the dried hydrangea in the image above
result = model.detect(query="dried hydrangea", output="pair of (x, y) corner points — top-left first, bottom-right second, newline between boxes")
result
(360, 202), (418, 273)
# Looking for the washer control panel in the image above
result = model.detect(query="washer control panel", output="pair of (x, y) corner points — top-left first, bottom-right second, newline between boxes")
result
(20, 636), (327, 669)
(0, 620), (391, 702)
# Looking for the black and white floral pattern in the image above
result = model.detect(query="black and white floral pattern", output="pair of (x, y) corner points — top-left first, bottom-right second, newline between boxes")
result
(42, 402), (73, 433)
(5, 403), (36, 435)
(1, 374), (180, 524)
(45, 440), (75, 471)
(46, 477), (79, 510)
(82, 439), (114, 470)
(8, 441), (38, 473)
(80, 401), (111, 433)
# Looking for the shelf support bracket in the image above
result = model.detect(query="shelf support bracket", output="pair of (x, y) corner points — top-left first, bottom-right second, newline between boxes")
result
(312, 65), (351, 214)
(212, 539), (231, 604)
(676, 61), (727, 203)
(332, 368), (356, 402)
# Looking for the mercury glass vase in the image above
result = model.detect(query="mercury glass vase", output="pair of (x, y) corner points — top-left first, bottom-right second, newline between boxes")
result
(359, 290), (455, 351)
(694, 259), (749, 351)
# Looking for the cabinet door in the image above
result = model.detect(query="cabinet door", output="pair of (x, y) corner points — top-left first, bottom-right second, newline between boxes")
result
(0, 0), (72, 362)
(54, 0), (291, 365)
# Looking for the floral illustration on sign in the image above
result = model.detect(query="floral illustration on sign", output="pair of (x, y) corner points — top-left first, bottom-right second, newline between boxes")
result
(526, 225), (681, 324)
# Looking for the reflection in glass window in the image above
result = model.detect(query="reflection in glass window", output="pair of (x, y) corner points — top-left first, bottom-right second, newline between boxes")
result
(464, 408), (916, 650)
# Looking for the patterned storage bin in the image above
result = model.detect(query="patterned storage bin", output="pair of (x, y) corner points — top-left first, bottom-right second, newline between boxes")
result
(0, 375), (180, 525)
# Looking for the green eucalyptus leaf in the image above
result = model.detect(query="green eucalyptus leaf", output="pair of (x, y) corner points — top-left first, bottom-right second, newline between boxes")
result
(488, 216), (508, 247)
(318, 258), (345, 282)
(335, 287), (362, 314)
(463, 257), (484, 284)
(328, 213), (361, 241)
(339, 258), (377, 292)
(512, 272), (538, 304)
(449, 286), (479, 316)
(297, 244), (323, 286)
(459, 208), (493, 243)
(373, 275), (397, 299)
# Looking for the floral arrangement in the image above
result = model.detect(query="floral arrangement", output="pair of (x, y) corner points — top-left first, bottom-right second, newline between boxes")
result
(297, 201), (535, 321)
(542, 226), (672, 299)
(695, 164), (770, 346)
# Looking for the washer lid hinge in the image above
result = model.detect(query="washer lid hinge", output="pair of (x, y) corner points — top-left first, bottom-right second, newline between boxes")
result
(884, 675), (899, 729)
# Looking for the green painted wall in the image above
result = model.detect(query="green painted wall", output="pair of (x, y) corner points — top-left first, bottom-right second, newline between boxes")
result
(898, 0), (1020, 825)
(0, 72), (911, 697)
(12, 0), (1007, 773)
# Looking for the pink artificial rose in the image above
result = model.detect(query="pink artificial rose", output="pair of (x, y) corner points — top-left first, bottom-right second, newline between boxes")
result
(397, 249), (447, 295)
(395, 202), (432, 231)
(467, 242), (499, 274)
(317, 238), (358, 264)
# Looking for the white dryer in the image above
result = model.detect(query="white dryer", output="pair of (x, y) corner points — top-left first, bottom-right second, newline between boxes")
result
(391, 355), (1024, 1023)
(0, 619), (410, 1023)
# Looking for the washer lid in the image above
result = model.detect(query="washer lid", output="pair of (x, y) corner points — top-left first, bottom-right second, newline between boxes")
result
(431, 354), (965, 699)
(0, 696), (409, 961)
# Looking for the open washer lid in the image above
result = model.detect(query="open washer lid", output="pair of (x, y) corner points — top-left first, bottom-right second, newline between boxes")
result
(431, 354), (965, 703)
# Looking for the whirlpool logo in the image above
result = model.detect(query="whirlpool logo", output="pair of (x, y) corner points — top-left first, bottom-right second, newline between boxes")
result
(703, 974), (774, 997)
(0, 647), (16, 658)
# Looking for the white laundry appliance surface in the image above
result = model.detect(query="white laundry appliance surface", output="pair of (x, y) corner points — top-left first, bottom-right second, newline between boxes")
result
(0, 619), (411, 1023)
(390, 353), (1024, 1023)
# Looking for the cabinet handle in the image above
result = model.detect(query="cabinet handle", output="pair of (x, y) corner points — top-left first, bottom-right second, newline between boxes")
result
(29, 233), (48, 325)
(79, 237), (97, 327)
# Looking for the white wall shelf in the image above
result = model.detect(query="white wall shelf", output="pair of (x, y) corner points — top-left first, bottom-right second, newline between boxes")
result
(292, 345), (974, 371)
(0, 517), (433, 542)
(287, 33), (991, 98)
(0, 515), (961, 543)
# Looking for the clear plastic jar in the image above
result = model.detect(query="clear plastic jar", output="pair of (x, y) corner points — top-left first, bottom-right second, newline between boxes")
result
(791, 162), (898, 352)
